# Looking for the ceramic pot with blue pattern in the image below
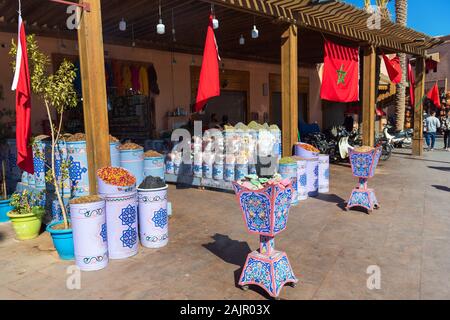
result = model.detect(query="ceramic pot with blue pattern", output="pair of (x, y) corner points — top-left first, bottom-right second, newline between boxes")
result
(67, 141), (90, 197)
(70, 199), (108, 271)
(349, 146), (382, 178)
(110, 142), (121, 167)
(137, 186), (169, 249)
(103, 191), (139, 259)
(232, 182), (293, 237)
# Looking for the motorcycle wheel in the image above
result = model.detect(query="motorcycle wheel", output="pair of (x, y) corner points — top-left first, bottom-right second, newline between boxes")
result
(380, 143), (392, 161)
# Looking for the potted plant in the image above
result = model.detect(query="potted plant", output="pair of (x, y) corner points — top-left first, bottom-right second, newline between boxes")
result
(7, 190), (45, 240)
(0, 160), (13, 223)
(10, 35), (77, 259)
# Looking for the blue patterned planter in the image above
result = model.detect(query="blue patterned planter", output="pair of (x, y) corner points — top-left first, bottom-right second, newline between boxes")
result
(6, 139), (21, 182)
(137, 186), (169, 249)
(70, 199), (108, 271)
(120, 148), (144, 186)
(270, 129), (282, 158)
(51, 199), (71, 223)
(103, 192), (139, 259)
(293, 157), (308, 201)
(279, 163), (299, 205)
(33, 140), (46, 189)
(349, 147), (382, 179)
(232, 182), (298, 297)
(50, 141), (72, 198)
(110, 142), (121, 167)
(318, 154), (330, 193)
(144, 156), (165, 181)
(67, 141), (89, 197)
(21, 172), (29, 185)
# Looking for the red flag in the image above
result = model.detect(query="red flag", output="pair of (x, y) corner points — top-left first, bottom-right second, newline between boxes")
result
(382, 54), (402, 84)
(11, 14), (33, 174)
(408, 61), (415, 107)
(321, 40), (359, 103)
(194, 15), (220, 112)
(427, 83), (441, 108)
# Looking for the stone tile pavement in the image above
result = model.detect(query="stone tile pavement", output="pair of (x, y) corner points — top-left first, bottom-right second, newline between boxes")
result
(0, 143), (449, 300)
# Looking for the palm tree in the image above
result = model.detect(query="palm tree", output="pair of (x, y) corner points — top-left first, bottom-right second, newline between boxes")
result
(394, 0), (408, 132)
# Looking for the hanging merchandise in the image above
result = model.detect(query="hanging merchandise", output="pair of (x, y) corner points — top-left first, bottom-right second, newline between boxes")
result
(382, 54), (402, 84)
(122, 64), (133, 92)
(321, 39), (359, 103)
(131, 65), (141, 92)
(194, 15), (220, 112)
(148, 64), (160, 95)
(139, 66), (150, 96)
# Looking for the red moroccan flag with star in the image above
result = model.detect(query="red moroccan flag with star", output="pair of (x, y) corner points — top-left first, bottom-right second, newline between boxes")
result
(321, 40), (359, 103)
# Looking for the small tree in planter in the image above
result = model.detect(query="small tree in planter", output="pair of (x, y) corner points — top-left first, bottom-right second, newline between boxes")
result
(10, 35), (77, 230)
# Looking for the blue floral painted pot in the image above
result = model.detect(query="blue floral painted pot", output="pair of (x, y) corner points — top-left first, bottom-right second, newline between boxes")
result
(67, 141), (89, 197)
(349, 147), (382, 178)
(232, 182), (293, 237)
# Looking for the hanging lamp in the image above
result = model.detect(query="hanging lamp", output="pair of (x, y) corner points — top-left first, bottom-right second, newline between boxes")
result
(239, 34), (245, 45)
(251, 17), (259, 39)
(119, 18), (126, 31)
(211, 4), (219, 29)
(157, 0), (165, 35)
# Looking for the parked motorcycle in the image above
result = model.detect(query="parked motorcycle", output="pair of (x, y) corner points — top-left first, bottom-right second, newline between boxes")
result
(382, 124), (413, 148)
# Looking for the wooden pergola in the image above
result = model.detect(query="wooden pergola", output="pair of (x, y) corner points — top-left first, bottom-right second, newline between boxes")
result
(0, 0), (441, 193)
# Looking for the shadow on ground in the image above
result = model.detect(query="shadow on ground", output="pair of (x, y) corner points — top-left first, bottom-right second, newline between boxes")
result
(432, 185), (450, 193)
(202, 233), (276, 299)
(428, 166), (450, 172)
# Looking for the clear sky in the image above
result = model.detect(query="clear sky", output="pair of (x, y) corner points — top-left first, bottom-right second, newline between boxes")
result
(343, 0), (450, 37)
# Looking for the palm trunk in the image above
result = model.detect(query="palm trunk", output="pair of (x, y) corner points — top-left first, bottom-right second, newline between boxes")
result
(394, 0), (408, 132)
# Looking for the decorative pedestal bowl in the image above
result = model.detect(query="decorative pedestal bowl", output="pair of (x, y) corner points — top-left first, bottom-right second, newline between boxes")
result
(346, 147), (382, 213)
(232, 182), (298, 298)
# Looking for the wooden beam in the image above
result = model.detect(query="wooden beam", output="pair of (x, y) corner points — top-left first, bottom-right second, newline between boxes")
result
(77, 0), (111, 194)
(412, 56), (425, 156)
(281, 24), (298, 157)
(362, 46), (376, 147)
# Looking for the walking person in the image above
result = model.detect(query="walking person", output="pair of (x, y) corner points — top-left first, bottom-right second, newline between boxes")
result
(441, 109), (450, 151)
(425, 111), (441, 151)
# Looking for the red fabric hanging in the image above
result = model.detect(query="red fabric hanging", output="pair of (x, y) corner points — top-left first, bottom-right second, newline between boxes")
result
(382, 54), (402, 84)
(427, 83), (441, 108)
(407, 61), (415, 107)
(376, 107), (386, 117)
(11, 14), (34, 174)
(321, 40), (359, 103)
(194, 15), (220, 112)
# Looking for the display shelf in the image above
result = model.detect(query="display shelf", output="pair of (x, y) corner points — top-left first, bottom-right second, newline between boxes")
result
(165, 174), (234, 192)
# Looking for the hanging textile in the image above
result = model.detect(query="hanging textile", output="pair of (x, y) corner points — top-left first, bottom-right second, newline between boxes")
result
(139, 66), (149, 96)
(122, 64), (132, 92)
(427, 83), (441, 108)
(148, 64), (160, 95)
(11, 13), (33, 174)
(131, 66), (140, 92)
(112, 60), (124, 95)
(382, 54), (402, 84)
(194, 15), (220, 112)
(320, 40), (359, 103)
(407, 61), (415, 107)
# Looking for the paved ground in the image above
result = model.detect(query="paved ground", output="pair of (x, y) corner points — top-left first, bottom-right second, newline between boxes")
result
(1, 141), (449, 300)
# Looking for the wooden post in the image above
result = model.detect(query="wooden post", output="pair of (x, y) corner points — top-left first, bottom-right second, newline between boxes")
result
(362, 46), (376, 147)
(412, 56), (425, 156)
(77, 0), (110, 194)
(281, 24), (298, 157)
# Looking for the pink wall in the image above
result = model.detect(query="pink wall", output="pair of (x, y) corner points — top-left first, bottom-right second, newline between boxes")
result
(0, 32), (322, 135)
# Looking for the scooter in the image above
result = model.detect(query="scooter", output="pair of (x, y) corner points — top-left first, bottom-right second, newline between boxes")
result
(382, 124), (413, 148)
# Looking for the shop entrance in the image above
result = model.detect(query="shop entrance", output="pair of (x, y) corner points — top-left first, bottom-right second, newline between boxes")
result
(204, 91), (247, 126)
(269, 73), (309, 130)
